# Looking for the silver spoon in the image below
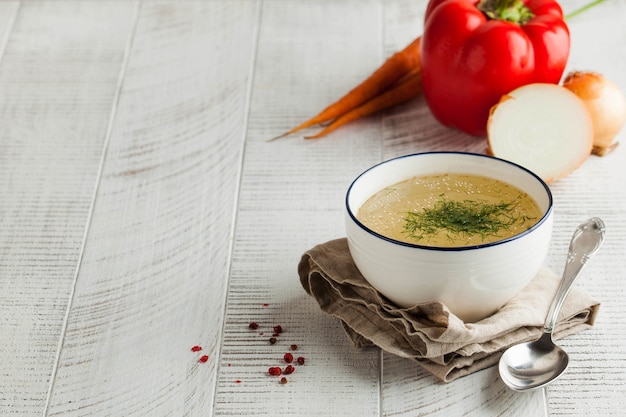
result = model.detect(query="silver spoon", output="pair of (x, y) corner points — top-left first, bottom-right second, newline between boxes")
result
(498, 217), (605, 391)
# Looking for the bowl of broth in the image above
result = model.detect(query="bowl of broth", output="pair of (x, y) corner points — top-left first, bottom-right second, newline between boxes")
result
(345, 152), (553, 322)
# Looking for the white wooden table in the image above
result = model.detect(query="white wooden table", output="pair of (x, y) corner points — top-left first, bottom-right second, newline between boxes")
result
(1, 1), (625, 416)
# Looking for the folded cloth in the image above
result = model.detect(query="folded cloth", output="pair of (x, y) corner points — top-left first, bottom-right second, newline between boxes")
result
(298, 238), (600, 382)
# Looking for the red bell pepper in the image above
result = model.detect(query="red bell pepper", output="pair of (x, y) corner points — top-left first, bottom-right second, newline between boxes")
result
(421, 0), (570, 136)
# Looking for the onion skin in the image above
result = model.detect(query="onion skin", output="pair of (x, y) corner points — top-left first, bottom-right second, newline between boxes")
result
(563, 71), (626, 156)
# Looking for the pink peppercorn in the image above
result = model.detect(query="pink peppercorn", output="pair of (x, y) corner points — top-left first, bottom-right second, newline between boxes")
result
(268, 366), (282, 376)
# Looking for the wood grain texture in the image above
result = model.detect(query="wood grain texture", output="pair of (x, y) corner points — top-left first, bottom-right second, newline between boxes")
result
(214, 1), (383, 415)
(381, 2), (626, 415)
(43, 1), (258, 416)
(0, 0), (624, 416)
(377, 1), (546, 416)
(542, 1), (626, 415)
(382, 356), (547, 417)
(0, 2), (136, 415)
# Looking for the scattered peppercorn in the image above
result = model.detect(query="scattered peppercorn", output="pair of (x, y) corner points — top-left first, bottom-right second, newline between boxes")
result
(198, 355), (209, 363)
(268, 366), (282, 376)
(245, 319), (305, 384)
(191, 345), (202, 352)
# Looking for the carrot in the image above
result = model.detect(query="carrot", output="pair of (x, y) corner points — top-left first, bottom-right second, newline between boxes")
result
(304, 70), (423, 139)
(270, 36), (422, 141)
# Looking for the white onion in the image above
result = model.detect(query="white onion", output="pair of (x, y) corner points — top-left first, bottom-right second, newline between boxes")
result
(487, 83), (593, 182)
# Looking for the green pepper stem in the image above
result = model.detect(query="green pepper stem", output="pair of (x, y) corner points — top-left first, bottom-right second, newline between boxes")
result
(478, 0), (534, 25)
(565, 0), (606, 20)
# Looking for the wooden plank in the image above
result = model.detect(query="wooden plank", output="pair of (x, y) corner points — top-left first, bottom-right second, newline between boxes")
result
(378, 1), (547, 416)
(214, 1), (384, 415)
(42, 1), (259, 416)
(382, 357), (547, 417)
(543, 4), (626, 416)
(0, 2), (136, 415)
(378, 1), (626, 416)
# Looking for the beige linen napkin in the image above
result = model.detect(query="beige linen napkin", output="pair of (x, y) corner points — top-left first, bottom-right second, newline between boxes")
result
(298, 238), (600, 382)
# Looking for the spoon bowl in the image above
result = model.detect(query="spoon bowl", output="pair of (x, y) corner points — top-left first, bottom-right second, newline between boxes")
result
(499, 332), (569, 391)
(498, 217), (605, 391)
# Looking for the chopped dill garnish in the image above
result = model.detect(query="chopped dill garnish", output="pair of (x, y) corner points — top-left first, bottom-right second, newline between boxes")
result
(403, 195), (533, 243)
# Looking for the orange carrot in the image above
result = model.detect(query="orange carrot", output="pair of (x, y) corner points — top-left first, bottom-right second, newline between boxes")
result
(270, 36), (422, 140)
(304, 70), (423, 139)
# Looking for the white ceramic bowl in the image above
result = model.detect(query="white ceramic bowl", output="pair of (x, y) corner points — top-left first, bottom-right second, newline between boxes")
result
(345, 152), (553, 322)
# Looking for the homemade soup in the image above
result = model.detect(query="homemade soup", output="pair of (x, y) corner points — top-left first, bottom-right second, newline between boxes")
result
(357, 173), (542, 247)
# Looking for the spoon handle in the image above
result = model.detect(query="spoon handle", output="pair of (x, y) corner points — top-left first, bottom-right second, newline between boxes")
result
(544, 217), (605, 334)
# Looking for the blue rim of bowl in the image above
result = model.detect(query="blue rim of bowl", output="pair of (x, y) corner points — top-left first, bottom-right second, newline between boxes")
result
(345, 151), (554, 252)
